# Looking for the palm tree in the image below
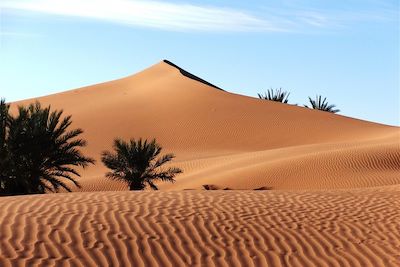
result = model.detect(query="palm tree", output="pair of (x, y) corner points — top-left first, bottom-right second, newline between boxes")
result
(258, 88), (290, 103)
(304, 95), (340, 113)
(0, 99), (12, 194)
(1, 101), (94, 195)
(101, 138), (182, 190)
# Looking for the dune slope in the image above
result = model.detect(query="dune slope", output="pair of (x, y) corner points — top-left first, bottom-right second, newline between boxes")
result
(12, 60), (399, 191)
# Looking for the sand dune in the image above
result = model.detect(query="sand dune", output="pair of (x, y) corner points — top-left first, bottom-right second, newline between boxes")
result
(1, 187), (399, 267)
(11, 60), (400, 191)
(3, 61), (399, 266)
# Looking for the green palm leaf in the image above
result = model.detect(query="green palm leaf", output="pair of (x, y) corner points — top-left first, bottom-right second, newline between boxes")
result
(304, 95), (340, 113)
(101, 138), (182, 190)
(1, 100), (94, 195)
(258, 88), (290, 104)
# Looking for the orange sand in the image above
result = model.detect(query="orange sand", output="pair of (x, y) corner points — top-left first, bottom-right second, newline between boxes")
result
(1, 187), (399, 266)
(11, 61), (400, 191)
(2, 61), (399, 266)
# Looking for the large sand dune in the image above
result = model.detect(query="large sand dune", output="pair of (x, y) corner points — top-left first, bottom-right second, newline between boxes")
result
(2, 61), (399, 266)
(11, 60), (400, 191)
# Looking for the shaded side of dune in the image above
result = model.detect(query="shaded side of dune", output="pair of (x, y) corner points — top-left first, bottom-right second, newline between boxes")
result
(163, 60), (223, 90)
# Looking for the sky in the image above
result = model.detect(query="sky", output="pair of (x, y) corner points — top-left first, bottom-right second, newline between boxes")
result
(0, 0), (399, 126)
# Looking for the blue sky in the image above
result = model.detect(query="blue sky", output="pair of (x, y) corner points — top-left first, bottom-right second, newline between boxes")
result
(0, 0), (399, 125)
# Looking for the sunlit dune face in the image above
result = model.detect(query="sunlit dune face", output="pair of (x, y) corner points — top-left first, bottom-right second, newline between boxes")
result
(12, 61), (400, 192)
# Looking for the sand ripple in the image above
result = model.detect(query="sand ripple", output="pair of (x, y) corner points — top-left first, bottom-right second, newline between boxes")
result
(1, 187), (399, 267)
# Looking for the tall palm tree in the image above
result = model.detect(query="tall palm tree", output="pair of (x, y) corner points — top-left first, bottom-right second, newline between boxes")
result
(101, 138), (182, 190)
(0, 99), (12, 194)
(1, 101), (94, 195)
(258, 88), (290, 103)
(304, 95), (340, 113)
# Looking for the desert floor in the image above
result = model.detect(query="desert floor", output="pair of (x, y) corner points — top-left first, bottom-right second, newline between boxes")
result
(1, 187), (399, 267)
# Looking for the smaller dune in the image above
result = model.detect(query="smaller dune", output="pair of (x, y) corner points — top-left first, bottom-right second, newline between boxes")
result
(1, 187), (399, 267)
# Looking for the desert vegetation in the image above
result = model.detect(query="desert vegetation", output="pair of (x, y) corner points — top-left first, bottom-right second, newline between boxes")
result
(0, 99), (94, 196)
(258, 88), (290, 103)
(101, 138), (182, 190)
(0, 99), (183, 195)
(258, 89), (339, 113)
(304, 95), (340, 113)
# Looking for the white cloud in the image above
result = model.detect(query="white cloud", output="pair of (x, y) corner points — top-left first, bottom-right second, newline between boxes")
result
(1, 0), (395, 33)
(0, 0), (289, 32)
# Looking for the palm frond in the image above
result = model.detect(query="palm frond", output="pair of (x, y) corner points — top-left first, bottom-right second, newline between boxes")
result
(1, 100), (94, 195)
(101, 138), (182, 190)
(304, 95), (340, 113)
(152, 153), (175, 169)
(258, 88), (290, 104)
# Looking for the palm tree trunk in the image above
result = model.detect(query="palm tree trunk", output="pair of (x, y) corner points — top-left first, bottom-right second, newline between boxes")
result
(129, 182), (144, 191)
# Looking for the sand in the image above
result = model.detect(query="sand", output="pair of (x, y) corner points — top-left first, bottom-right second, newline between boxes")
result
(1, 187), (399, 267)
(11, 61), (400, 191)
(2, 60), (399, 266)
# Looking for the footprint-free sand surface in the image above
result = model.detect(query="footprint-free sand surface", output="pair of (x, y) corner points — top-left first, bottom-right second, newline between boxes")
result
(2, 60), (400, 266)
(1, 187), (399, 267)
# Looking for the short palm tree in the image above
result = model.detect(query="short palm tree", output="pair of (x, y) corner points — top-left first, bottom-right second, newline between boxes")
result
(258, 88), (290, 103)
(1, 101), (94, 195)
(304, 95), (340, 113)
(101, 138), (182, 190)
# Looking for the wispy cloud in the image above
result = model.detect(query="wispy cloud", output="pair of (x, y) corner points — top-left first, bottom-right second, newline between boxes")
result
(1, 0), (289, 32)
(1, 0), (396, 33)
